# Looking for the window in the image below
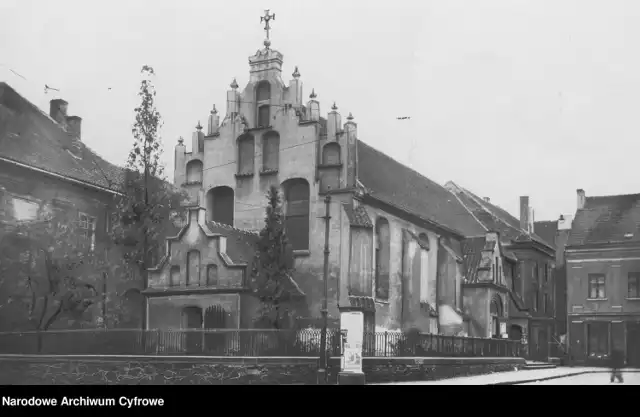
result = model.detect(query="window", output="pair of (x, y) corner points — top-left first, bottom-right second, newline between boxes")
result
(588, 274), (606, 299)
(12, 197), (39, 221)
(255, 81), (271, 128)
(237, 134), (255, 174)
(79, 213), (96, 251)
(533, 289), (539, 312)
(186, 160), (203, 184)
(587, 321), (609, 358)
(257, 105), (270, 128)
(262, 131), (280, 171)
(628, 273), (640, 299)
(207, 264), (218, 286)
(418, 233), (429, 303)
(320, 143), (342, 193)
(207, 186), (234, 226)
(187, 250), (200, 286)
(170, 266), (180, 286)
(374, 217), (391, 300)
(282, 179), (310, 251)
(544, 264), (548, 283)
(543, 294), (548, 313)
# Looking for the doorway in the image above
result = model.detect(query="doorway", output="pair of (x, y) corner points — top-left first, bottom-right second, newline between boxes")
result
(627, 322), (640, 368)
(182, 306), (203, 353)
(203, 305), (227, 354)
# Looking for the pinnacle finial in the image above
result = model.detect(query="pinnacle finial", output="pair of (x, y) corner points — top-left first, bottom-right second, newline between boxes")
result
(230, 78), (239, 89)
(331, 102), (338, 111)
(347, 112), (354, 121)
(309, 89), (317, 99)
(178, 136), (184, 145)
(292, 66), (300, 78)
(196, 121), (203, 130)
(211, 104), (217, 114)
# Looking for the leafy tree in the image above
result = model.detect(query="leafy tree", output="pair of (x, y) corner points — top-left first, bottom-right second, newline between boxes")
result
(110, 65), (186, 330)
(250, 186), (296, 330)
(0, 203), (112, 349)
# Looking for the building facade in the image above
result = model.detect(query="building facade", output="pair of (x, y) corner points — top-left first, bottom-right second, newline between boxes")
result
(566, 189), (640, 367)
(161, 24), (494, 336)
(445, 183), (556, 360)
(0, 83), (144, 330)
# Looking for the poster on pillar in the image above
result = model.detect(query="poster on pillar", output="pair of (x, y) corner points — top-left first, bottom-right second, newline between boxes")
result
(340, 311), (363, 373)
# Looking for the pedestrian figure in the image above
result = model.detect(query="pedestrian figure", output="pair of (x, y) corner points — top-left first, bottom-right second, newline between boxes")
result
(610, 349), (624, 383)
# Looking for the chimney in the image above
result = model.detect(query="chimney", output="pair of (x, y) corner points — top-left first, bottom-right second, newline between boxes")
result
(577, 189), (586, 210)
(520, 196), (530, 233)
(483, 197), (491, 203)
(66, 116), (82, 141)
(49, 99), (68, 127)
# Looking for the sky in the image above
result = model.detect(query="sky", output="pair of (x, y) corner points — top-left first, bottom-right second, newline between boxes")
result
(2, 0), (640, 222)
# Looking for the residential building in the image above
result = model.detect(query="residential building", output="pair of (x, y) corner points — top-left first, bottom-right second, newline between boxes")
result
(445, 183), (556, 361)
(0, 82), (143, 330)
(566, 189), (640, 367)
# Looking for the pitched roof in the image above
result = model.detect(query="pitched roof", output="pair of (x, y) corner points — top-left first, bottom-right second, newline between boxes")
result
(534, 220), (558, 249)
(356, 140), (486, 236)
(568, 193), (640, 246)
(0, 82), (123, 192)
(342, 203), (373, 228)
(445, 181), (552, 250)
(206, 221), (259, 264)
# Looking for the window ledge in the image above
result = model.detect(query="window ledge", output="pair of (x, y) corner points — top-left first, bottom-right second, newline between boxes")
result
(586, 298), (608, 301)
(182, 180), (202, 186)
(374, 298), (390, 305)
(259, 169), (279, 176)
(292, 250), (310, 258)
(318, 163), (343, 169)
(626, 298), (640, 301)
(246, 125), (273, 132)
(235, 172), (254, 179)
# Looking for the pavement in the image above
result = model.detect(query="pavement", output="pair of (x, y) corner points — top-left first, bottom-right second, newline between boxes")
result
(373, 367), (640, 385)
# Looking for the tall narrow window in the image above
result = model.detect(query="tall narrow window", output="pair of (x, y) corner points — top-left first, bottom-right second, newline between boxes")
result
(320, 143), (341, 193)
(207, 264), (219, 286)
(186, 160), (203, 184)
(207, 186), (234, 226)
(374, 218), (390, 300)
(262, 131), (280, 172)
(588, 274), (606, 299)
(282, 179), (310, 251)
(170, 266), (180, 287)
(79, 212), (96, 251)
(237, 134), (255, 174)
(628, 273), (640, 299)
(187, 250), (201, 286)
(418, 233), (429, 303)
(256, 81), (271, 128)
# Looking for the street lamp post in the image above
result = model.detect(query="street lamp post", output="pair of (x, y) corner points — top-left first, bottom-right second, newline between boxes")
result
(317, 193), (331, 385)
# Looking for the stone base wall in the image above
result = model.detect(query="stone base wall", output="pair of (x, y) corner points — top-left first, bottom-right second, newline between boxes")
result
(0, 355), (525, 385)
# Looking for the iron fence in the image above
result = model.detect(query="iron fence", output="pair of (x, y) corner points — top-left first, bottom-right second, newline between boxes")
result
(0, 329), (523, 358)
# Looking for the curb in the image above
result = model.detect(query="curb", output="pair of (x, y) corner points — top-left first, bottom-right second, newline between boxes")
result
(488, 369), (640, 385)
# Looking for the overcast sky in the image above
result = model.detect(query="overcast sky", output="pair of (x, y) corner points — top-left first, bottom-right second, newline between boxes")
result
(2, 0), (639, 221)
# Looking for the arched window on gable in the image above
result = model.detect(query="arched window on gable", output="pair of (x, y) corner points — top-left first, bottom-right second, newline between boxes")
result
(282, 178), (310, 251)
(237, 134), (255, 175)
(256, 81), (271, 128)
(186, 250), (201, 286)
(262, 131), (280, 172)
(418, 232), (430, 303)
(320, 143), (341, 193)
(374, 217), (390, 300)
(186, 160), (203, 184)
(206, 186), (234, 226)
(490, 294), (504, 338)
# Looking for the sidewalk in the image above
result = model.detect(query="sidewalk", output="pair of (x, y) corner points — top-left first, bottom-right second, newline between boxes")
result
(372, 366), (617, 385)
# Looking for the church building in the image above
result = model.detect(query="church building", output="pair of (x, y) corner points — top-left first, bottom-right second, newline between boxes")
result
(145, 13), (540, 343)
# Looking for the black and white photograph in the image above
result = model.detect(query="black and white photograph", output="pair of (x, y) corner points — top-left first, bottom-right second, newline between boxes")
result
(0, 0), (639, 398)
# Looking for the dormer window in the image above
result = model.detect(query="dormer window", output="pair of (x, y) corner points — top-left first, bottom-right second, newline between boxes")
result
(255, 81), (271, 128)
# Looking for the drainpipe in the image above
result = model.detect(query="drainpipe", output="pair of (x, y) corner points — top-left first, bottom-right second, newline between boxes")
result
(400, 233), (406, 329)
(436, 236), (441, 335)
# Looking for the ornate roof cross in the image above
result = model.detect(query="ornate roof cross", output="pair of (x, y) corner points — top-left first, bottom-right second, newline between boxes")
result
(260, 9), (275, 47)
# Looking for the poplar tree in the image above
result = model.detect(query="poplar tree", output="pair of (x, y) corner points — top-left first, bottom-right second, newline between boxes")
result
(251, 185), (296, 330)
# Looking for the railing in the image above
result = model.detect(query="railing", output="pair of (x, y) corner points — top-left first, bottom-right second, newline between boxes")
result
(363, 332), (524, 358)
(0, 329), (523, 358)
